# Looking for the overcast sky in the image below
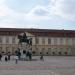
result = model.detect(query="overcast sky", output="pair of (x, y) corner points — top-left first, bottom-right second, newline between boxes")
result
(0, 0), (75, 30)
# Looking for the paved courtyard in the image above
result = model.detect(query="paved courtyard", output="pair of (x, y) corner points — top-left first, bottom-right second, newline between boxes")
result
(0, 56), (75, 75)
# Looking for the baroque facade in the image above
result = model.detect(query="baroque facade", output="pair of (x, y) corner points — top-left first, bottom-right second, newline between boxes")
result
(0, 28), (75, 56)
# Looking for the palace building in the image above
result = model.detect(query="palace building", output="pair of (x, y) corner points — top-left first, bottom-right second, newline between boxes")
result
(0, 28), (75, 56)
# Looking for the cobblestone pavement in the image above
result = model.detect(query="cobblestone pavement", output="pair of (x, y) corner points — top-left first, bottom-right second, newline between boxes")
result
(0, 56), (75, 75)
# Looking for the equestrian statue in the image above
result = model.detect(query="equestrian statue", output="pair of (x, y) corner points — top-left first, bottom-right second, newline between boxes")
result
(17, 32), (32, 60)
(18, 32), (32, 45)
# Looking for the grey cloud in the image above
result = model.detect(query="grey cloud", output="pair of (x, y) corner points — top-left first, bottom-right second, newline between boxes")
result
(33, 7), (49, 16)
(29, 5), (49, 16)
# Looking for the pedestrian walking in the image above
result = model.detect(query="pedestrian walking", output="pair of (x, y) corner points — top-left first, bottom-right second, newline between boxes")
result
(40, 52), (44, 61)
(29, 49), (32, 60)
(5, 55), (8, 62)
(0, 53), (2, 61)
(15, 55), (18, 64)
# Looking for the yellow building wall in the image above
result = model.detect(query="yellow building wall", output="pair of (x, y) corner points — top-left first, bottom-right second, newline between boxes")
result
(0, 33), (75, 56)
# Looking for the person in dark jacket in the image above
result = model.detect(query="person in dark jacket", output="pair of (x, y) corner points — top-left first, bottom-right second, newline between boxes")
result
(0, 53), (2, 61)
(5, 55), (8, 62)
(40, 52), (44, 61)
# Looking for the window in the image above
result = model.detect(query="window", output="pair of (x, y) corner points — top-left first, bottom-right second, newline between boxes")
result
(6, 36), (9, 43)
(12, 47), (15, 54)
(64, 52), (68, 55)
(46, 52), (48, 54)
(40, 52), (42, 54)
(52, 52), (55, 55)
(72, 38), (75, 45)
(35, 37), (39, 44)
(48, 38), (51, 44)
(65, 38), (69, 45)
(48, 48), (51, 51)
(60, 38), (63, 45)
(0, 36), (2, 43)
(0, 47), (2, 52)
(58, 52), (61, 55)
(12, 37), (15, 43)
(41, 48), (45, 54)
(6, 47), (9, 53)
(54, 38), (57, 45)
(32, 51), (36, 54)
(42, 38), (45, 44)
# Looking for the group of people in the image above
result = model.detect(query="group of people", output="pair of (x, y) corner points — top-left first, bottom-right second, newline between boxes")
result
(0, 49), (44, 64)
(0, 52), (11, 62)
(14, 48), (32, 64)
(15, 48), (32, 60)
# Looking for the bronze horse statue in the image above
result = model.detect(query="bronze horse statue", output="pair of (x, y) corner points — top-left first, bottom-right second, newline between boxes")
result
(18, 32), (32, 45)
(17, 32), (32, 60)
